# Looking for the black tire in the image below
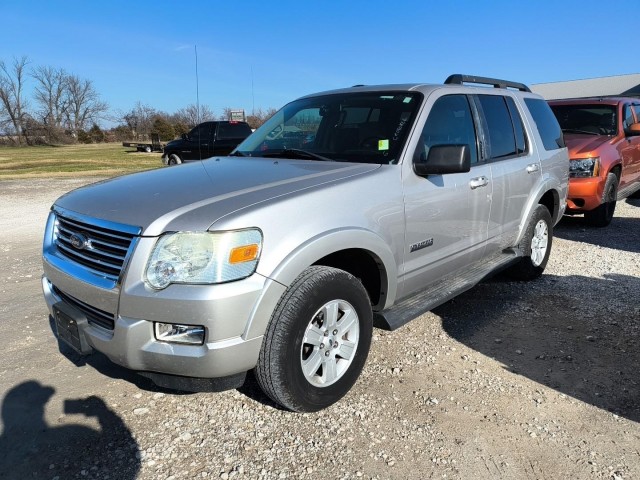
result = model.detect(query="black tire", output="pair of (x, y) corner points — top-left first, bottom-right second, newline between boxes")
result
(584, 173), (618, 227)
(256, 266), (372, 412)
(168, 153), (182, 166)
(507, 204), (553, 281)
(144, 145), (152, 153)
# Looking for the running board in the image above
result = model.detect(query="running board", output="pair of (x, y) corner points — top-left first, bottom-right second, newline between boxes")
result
(373, 251), (518, 331)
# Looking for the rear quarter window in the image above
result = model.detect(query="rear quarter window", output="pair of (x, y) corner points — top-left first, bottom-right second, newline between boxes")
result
(524, 98), (565, 150)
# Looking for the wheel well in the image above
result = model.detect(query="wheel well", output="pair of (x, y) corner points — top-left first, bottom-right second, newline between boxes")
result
(609, 164), (622, 181)
(313, 249), (385, 309)
(539, 190), (560, 223)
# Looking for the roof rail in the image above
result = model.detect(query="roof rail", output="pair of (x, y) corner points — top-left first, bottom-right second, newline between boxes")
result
(444, 74), (531, 92)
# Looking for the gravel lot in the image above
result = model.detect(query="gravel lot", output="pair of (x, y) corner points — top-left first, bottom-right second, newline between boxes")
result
(0, 177), (638, 480)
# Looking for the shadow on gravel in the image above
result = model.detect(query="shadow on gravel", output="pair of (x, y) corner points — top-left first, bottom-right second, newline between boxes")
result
(47, 315), (188, 396)
(555, 215), (640, 253)
(0, 381), (140, 479)
(436, 273), (639, 423)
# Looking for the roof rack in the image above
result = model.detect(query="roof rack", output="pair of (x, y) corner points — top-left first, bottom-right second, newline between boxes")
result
(444, 74), (531, 92)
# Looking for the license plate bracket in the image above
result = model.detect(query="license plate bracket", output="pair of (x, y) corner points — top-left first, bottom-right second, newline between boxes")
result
(53, 302), (93, 355)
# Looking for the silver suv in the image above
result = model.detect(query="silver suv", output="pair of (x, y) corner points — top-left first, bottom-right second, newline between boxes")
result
(42, 75), (569, 412)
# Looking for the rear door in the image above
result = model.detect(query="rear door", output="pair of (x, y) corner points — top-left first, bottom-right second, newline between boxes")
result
(473, 94), (540, 251)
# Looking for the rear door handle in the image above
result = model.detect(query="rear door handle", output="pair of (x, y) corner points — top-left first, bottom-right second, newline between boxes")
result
(526, 163), (540, 173)
(469, 176), (489, 189)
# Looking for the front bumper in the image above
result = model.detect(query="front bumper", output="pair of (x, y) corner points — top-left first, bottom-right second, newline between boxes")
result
(42, 271), (271, 381)
(566, 176), (605, 212)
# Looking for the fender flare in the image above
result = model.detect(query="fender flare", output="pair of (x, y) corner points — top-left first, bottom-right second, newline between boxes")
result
(243, 228), (398, 339)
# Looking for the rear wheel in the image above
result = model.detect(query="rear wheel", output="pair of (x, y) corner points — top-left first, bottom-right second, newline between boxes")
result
(507, 204), (552, 281)
(168, 153), (182, 166)
(256, 266), (372, 412)
(584, 173), (618, 227)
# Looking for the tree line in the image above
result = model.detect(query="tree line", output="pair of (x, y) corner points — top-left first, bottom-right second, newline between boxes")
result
(0, 55), (276, 146)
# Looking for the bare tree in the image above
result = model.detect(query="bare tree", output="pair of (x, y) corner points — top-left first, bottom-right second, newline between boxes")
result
(120, 102), (157, 139)
(0, 56), (29, 144)
(246, 107), (277, 130)
(31, 65), (69, 141)
(174, 103), (215, 128)
(64, 74), (108, 133)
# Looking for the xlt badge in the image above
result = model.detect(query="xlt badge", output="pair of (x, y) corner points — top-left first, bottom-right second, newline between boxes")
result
(410, 238), (434, 252)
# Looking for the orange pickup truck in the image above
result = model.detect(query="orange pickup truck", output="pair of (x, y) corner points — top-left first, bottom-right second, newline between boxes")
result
(549, 97), (640, 226)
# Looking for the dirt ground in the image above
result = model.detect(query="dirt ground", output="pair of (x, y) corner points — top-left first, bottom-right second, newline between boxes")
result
(0, 177), (638, 480)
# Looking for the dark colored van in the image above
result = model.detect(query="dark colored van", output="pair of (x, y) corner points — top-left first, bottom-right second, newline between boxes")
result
(162, 121), (252, 165)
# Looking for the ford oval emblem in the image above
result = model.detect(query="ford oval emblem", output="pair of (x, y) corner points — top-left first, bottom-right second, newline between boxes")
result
(69, 233), (88, 250)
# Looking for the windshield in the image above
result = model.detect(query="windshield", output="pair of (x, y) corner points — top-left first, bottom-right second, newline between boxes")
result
(550, 104), (618, 136)
(234, 91), (423, 164)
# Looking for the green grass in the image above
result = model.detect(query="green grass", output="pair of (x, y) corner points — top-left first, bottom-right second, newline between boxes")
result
(0, 143), (162, 179)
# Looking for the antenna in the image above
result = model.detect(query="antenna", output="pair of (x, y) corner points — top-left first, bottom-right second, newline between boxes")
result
(195, 45), (201, 159)
(251, 65), (255, 115)
(195, 45), (200, 124)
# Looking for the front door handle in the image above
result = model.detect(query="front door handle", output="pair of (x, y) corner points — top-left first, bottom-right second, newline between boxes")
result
(469, 176), (489, 189)
(526, 163), (540, 173)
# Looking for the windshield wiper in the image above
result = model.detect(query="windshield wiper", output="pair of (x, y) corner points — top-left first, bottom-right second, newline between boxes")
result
(260, 148), (334, 162)
(561, 128), (600, 136)
(229, 150), (247, 157)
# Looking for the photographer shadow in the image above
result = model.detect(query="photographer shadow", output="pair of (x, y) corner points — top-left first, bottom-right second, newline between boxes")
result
(0, 381), (140, 479)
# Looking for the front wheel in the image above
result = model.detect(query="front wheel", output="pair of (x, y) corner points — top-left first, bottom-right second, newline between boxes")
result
(167, 153), (182, 166)
(584, 173), (618, 227)
(256, 266), (372, 412)
(507, 204), (553, 281)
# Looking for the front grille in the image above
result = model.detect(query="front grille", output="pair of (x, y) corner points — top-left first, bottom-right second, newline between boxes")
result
(54, 211), (140, 282)
(53, 286), (115, 330)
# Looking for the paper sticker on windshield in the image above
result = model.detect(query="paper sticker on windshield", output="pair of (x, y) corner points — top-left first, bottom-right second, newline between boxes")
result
(378, 139), (389, 151)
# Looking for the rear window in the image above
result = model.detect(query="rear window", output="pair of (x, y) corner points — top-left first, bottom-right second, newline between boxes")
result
(217, 122), (251, 139)
(525, 98), (565, 150)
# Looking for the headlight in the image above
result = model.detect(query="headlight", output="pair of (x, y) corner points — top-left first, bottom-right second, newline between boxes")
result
(145, 229), (262, 289)
(569, 157), (600, 178)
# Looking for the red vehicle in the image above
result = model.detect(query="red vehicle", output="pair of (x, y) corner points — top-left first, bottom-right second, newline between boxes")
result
(549, 97), (640, 226)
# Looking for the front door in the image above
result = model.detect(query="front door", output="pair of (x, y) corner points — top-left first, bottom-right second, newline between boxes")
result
(400, 94), (491, 299)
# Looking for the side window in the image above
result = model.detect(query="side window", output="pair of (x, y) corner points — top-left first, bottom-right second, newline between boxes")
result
(418, 94), (478, 165)
(477, 95), (518, 159)
(634, 105), (640, 123)
(524, 98), (565, 150)
(623, 105), (635, 130)
(189, 123), (210, 141)
(505, 97), (527, 154)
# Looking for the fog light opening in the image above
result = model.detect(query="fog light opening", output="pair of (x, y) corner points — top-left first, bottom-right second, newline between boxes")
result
(154, 322), (205, 345)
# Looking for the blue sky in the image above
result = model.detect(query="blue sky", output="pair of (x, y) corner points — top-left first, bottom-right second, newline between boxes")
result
(1, 0), (637, 124)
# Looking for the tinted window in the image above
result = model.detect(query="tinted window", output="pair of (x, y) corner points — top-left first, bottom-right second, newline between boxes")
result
(477, 95), (518, 159)
(505, 97), (527, 154)
(526, 99), (564, 150)
(189, 123), (212, 141)
(634, 105), (640, 123)
(217, 122), (251, 140)
(418, 94), (478, 164)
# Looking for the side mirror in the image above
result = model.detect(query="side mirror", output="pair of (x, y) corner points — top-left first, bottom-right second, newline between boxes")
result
(181, 133), (188, 140)
(626, 123), (640, 136)
(413, 144), (471, 177)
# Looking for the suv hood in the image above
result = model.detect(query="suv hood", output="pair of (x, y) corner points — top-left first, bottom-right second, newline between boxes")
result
(54, 158), (379, 235)
(563, 133), (614, 157)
